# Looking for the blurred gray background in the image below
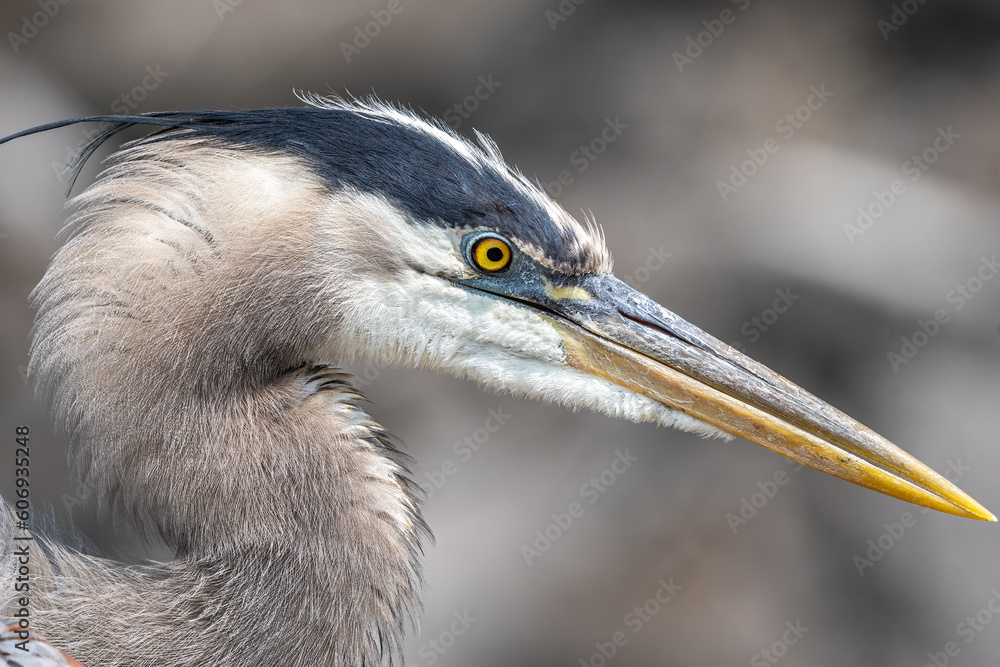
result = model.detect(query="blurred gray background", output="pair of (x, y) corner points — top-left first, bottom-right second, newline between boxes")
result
(2, 1), (1000, 665)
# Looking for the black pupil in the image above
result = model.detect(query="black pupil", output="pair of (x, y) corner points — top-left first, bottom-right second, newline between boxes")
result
(486, 246), (504, 263)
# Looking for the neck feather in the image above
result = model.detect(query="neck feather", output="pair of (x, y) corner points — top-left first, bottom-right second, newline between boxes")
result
(25, 142), (427, 665)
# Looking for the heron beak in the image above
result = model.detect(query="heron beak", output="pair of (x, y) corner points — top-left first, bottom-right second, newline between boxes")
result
(541, 274), (995, 521)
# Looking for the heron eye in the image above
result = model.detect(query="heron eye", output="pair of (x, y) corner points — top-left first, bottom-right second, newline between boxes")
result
(472, 236), (512, 272)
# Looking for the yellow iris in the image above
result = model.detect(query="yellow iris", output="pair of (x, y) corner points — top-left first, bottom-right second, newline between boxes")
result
(473, 236), (511, 271)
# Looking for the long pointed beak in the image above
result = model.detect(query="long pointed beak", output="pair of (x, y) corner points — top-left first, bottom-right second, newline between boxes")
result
(541, 274), (994, 521)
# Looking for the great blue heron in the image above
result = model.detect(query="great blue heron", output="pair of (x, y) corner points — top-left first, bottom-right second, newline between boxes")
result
(0, 96), (994, 667)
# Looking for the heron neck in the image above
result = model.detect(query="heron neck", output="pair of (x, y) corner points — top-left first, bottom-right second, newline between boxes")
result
(25, 144), (426, 663)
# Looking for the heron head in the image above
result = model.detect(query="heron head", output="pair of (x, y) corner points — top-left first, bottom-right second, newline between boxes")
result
(253, 97), (988, 523)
